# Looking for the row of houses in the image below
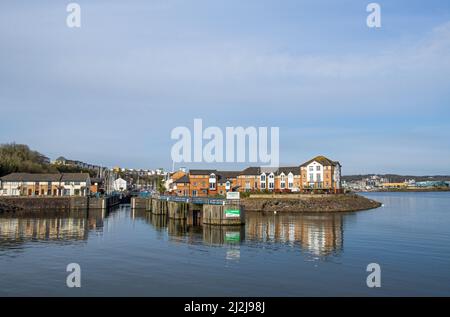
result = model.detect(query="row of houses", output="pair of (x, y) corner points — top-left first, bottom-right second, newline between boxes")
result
(0, 173), (91, 197)
(53, 156), (103, 171)
(167, 156), (342, 196)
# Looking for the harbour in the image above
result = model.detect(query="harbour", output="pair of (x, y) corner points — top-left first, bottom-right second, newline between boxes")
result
(1, 192), (449, 296)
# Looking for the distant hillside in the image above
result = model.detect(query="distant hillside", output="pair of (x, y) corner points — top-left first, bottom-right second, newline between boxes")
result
(0, 143), (96, 177)
(342, 174), (450, 182)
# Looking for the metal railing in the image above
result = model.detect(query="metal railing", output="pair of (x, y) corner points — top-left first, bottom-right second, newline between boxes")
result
(154, 194), (232, 205)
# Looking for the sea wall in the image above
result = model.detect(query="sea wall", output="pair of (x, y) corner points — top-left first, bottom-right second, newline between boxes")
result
(241, 194), (381, 212)
(0, 196), (89, 211)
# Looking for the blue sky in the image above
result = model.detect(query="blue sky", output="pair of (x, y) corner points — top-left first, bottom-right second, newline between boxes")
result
(1, 0), (450, 175)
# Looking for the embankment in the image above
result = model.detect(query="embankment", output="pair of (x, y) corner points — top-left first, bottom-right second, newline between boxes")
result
(0, 196), (121, 212)
(0, 200), (23, 212)
(241, 194), (381, 212)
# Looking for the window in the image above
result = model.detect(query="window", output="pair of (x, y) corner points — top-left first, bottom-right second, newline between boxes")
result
(317, 174), (321, 182)
(192, 190), (197, 196)
(309, 174), (314, 182)
(288, 173), (294, 189)
(316, 166), (321, 171)
(74, 189), (80, 196)
(269, 182), (274, 189)
(74, 182), (80, 185)
(309, 166), (314, 171)
(260, 174), (266, 181)
(209, 182), (215, 190)
(261, 182), (266, 189)
(281, 182), (285, 189)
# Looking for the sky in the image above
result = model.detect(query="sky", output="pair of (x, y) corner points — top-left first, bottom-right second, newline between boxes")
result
(1, 0), (450, 175)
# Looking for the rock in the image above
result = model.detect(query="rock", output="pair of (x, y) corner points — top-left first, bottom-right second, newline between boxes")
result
(241, 194), (381, 213)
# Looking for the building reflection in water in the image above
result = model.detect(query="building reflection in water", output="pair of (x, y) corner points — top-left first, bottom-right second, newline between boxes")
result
(246, 212), (344, 257)
(133, 210), (343, 258)
(0, 209), (107, 248)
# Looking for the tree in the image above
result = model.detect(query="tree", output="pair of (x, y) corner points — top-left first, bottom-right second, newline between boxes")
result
(0, 143), (57, 176)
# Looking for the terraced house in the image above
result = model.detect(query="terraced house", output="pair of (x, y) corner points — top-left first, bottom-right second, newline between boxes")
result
(167, 155), (342, 196)
(170, 170), (240, 197)
(0, 173), (91, 196)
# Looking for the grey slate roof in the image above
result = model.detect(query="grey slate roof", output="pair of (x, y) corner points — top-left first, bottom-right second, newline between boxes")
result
(0, 173), (90, 182)
(174, 175), (190, 184)
(61, 173), (91, 182)
(189, 169), (217, 175)
(300, 156), (340, 167)
(0, 173), (62, 182)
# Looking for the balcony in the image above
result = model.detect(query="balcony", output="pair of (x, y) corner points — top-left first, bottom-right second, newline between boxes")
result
(305, 182), (326, 189)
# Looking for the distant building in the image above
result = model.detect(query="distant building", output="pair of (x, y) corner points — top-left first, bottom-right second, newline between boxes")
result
(415, 181), (448, 188)
(113, 178), (127, 192)
(381, 182), (408, 189)
(53, 156), (102, 172)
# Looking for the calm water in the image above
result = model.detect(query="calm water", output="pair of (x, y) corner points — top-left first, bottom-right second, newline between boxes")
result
(0, 192), (449, 296)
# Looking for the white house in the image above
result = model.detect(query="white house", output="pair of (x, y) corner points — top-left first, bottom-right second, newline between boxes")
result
(0, 173), (90, 196)
(113, 178), (127, 191)
(60, 173), (91, 196)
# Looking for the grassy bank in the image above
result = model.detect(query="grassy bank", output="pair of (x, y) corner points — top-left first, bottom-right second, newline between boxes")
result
(241, 194), (381, 213)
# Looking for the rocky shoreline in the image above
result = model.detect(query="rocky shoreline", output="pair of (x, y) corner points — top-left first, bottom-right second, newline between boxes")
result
(241, 194), (382, 213)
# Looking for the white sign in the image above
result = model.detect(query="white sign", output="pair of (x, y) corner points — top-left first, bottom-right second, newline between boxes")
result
(226, 192), (240, 200)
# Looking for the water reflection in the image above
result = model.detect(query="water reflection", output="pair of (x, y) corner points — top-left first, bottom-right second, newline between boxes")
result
(246, 212), (344, 256)
(132, 209), (344, 257)
(1, 208), (344, 258)
(0, 209), (107, 250)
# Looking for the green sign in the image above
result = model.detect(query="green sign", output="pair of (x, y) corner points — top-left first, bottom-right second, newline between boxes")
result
(225, 209), (240, 218)
(225, 232), (240, 242)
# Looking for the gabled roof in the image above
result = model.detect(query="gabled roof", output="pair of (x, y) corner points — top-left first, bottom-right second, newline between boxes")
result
(189, 169), (217, 175)
(0, 173), (62, 182)
(300, 156), (340, 167)
(239, 167), (261, 176)
(276, 167), (300, 175)
(174, 175), (190, 184)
